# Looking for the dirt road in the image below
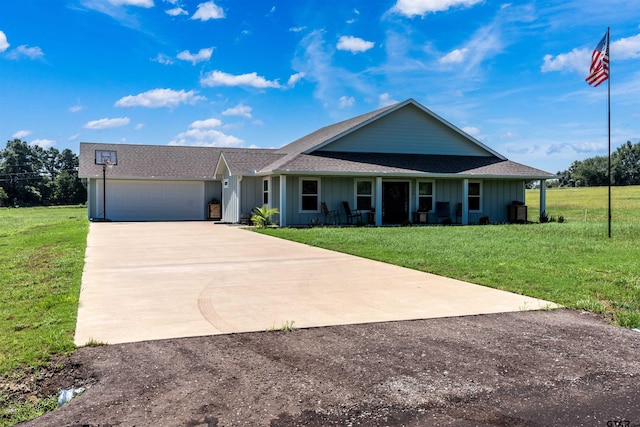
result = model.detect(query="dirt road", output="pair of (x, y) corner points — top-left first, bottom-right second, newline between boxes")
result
(19, 309), (640, 426)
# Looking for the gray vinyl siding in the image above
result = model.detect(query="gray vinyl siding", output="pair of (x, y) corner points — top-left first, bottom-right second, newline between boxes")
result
(479, 179), (524, 223)
(318, 104), (492, 157)
(240, 176), (264, 216)
(222, 175), (240, 223)
(242, 174), (526, 226)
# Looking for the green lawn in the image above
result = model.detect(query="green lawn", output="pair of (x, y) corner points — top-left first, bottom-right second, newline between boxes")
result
(0, 206), (88, 425)
(1, 188), (639, 424)
(258, 186), (640, 329)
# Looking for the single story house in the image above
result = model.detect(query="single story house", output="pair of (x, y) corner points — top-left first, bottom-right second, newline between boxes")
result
(79, 98), (554, 226)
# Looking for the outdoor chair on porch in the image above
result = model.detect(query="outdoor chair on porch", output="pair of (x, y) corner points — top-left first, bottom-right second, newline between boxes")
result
(435, 202), (451, 223)
(321, 202), (340, 225)
(342, 201), (363, 224)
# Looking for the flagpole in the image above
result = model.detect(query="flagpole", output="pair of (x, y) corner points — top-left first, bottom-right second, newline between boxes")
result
(607, 27), (611, 238)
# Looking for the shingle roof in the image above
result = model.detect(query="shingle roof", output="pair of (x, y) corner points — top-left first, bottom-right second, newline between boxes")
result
(79, 142), (223, 179)
(79, 100), (554, 180)
(218, 150), (285, 175)
(271, 151), (555, 179)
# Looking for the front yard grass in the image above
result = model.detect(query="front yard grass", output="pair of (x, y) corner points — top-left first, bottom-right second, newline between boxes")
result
(258, 186), (640, 329)
(0, 206), (88, 425)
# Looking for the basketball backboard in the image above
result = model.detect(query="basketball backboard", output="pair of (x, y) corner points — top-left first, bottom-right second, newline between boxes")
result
(95, 150), (118, 165)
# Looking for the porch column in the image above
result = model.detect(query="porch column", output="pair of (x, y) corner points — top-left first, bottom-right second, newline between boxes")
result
(375, 177), (382, 226)
(540, 180), (547, 219)
(462, 179), (469, 225)
(279, 175), (287, 227)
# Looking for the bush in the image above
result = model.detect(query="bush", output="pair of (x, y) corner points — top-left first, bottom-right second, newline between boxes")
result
(251, 205), (279, 228)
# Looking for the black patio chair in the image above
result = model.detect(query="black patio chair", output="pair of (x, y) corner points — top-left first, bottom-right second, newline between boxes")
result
(321, 202), (340, 225)
(342, 201), (363, 224)
(435, 201), (451, 223)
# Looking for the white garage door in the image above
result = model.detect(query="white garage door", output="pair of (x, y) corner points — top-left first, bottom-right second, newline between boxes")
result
(104, 180), (205, 221)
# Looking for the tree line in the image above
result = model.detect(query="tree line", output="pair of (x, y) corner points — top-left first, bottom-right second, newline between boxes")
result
(556, 140), (640, 187)
(0, 139), (86, 207)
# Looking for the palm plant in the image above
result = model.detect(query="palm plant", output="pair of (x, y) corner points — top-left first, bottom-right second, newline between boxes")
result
(251, 205), (279, 228)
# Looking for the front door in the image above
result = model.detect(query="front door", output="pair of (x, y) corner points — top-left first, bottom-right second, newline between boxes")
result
(382, 182), (409, 224)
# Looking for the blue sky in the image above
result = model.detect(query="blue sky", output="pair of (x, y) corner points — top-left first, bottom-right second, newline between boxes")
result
(1, 0), (638, 173)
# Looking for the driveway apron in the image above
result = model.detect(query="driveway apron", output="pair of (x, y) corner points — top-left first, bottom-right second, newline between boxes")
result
(75, 222), (557, 345)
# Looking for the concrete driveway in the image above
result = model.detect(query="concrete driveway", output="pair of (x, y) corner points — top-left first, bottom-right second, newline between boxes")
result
(75, 223), (557, 345)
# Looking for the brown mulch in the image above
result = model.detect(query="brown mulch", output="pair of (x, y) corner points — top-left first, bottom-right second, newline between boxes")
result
(14, 309), (640, 426)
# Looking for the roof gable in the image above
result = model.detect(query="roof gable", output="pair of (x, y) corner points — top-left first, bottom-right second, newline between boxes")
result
(318, 103), (499, 158)
(274, 99), (505, 160)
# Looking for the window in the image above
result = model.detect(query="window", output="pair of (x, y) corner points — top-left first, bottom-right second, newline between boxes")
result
(263, 178), (269, 205)
(355, 180), (373, 210)
(468, 181), (482, 212)
(417, 181), (434, 212)
(300, 178), (320, 212)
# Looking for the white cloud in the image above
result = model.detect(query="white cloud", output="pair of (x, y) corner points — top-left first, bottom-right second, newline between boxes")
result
(461, 126), (480, 136)
(337, 36), (374, 53)
(166, 7), (188, 16)
(287, 72), (305, 87)
(192, 1), (225, 21)
(177, 47), (213, 64)
(289, 26), (306, 33)
(338, 96), (355, 109)
(68, 133), (81, 141)
(83, 117), (130, 129)
(200, 70), (281, 88)
(69, 105), (84, 113)
(292, 30), (374, 108)
(542, 34), (640, 74)
(152, 53), (174, 65)
(6, 45), (44, 60)
(108, 0), (154, 6)
(614, 34), (640, 59)
(134, 123), (144, 130)
(439, 47), (468, 64)
(190, 118), (222, 128)
(378, 93), (398, 107)
(114, 88), (205, 108)
(169, 118), (243, 147)
(392, 0), (482, 17)
(0, 31), (9, 52)
(12, 130), (31, 139)
(541, 48), (589, 74)
(222, 104), (252, 118)
(30, 139), (56, 149)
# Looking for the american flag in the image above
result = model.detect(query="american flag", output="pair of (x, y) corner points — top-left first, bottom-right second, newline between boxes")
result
(585, 31), (609, 87)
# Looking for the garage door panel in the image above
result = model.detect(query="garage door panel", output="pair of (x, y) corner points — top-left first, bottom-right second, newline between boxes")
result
(106, 180), (205, 221)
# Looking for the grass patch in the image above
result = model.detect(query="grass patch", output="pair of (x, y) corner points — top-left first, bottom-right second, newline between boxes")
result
(0, 206), (88, 426)
(257, 186), (640, 328)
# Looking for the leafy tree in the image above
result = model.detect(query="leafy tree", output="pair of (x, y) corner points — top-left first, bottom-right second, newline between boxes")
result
(613, 141), (640, 185)
(0, 139), (86, 206)
(0, 139), (44, 205)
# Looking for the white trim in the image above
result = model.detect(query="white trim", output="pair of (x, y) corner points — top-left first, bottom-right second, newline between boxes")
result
(415, 179), (435, 213)
(375, 177), (382, 226)
(299, 177), (321, 213)
(263, 177), (270, 207)
(279, 175), (287, 227)
(467, 180), (482, 213)
(354, 178), (374, 211)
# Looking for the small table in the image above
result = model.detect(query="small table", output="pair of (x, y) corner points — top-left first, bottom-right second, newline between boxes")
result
(413, 211), (429, 224)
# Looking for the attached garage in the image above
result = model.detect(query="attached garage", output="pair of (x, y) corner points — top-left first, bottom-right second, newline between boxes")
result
(80, 143), (225, 222)
(88, 179), (207, 221)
